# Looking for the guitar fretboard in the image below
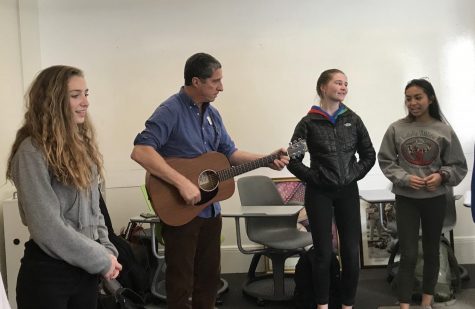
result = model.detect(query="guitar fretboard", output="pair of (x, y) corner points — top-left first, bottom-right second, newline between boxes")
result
(216, 153), (279, 181)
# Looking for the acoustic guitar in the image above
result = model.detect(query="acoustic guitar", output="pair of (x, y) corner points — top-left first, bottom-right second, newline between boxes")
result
(146, 139), (307, 226)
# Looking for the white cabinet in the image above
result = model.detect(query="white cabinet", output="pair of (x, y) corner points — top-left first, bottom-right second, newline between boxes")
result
(3, 199), (30, 309)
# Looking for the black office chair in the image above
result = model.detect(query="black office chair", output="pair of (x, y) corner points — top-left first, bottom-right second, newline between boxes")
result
(235, 175), (313, 305)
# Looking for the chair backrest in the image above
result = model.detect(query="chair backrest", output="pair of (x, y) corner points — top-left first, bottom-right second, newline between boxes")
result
(237, 175), (298, 243)
(140, 184), (155, 214)
(237, 175), (285, 206)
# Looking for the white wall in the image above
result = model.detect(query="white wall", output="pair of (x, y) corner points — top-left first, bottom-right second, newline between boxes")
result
(31, 0), (475, 184)
(1, 0), (475, 286)
(0, 0), (27, 287)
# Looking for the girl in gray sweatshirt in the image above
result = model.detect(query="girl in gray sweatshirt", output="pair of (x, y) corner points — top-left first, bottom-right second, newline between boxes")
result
(6, 65), (122, 309)
(378, 79), (467, 309)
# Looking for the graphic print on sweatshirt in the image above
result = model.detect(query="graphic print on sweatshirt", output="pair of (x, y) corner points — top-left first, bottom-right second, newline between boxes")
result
(400, 130), (439, 166)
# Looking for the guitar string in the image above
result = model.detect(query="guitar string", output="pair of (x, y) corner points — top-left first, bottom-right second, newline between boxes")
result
(215, 140), (306, 181)
(216, 153), (279, 181)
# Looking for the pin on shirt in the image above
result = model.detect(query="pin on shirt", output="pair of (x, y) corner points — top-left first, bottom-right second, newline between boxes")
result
(207, 116), (213, 126)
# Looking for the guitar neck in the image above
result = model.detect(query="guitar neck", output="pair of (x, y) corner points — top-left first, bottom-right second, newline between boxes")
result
(217, 153), (280, 181)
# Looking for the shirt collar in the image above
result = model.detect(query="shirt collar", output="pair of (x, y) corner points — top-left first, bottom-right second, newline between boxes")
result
(308, 103), (348, 124)
(178, 86), (210, 110)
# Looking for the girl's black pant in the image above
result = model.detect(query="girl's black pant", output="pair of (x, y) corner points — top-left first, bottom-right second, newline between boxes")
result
(305, 182), (361, 306)
(16, 240), (99, 309)
(395, 194), (446, 303)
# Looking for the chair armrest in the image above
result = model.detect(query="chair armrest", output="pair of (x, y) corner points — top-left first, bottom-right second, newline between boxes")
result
(233, 217), (266, 255)
(150, 222), (165, 260)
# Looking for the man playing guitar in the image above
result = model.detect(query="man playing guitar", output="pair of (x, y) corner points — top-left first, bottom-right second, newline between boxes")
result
(131, 53), (288, 309)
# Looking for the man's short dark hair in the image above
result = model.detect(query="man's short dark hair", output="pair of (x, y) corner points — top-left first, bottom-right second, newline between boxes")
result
(184, 53), (221, 86)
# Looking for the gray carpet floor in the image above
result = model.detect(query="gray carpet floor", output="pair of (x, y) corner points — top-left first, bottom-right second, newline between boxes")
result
(145, 264), (475, 308)
(378, 288), (475, 308)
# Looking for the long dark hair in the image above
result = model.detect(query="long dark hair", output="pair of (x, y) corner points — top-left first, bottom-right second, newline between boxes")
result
(405, 79), (446, 122)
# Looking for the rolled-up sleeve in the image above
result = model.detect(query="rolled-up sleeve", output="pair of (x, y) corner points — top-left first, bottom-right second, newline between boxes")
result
(134, 105), (177, 150)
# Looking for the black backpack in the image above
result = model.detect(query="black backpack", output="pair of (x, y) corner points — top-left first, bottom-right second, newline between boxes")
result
(98, 192), (152, 297)
(294, 247), (342, 309)
(98, 280), (146, 309)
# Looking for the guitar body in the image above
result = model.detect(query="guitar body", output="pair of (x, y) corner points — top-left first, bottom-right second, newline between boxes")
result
(146, 152), (235, 226)
(145, 139), (308, 227)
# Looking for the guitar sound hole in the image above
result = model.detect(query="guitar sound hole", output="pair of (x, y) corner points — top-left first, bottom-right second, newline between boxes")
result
(198, 170), (219, 192)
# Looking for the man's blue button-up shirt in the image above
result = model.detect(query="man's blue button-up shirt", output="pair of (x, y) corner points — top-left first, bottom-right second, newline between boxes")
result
(134, 87), (237, 218)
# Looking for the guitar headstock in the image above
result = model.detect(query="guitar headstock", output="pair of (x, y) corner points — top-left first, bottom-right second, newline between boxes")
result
(287, 138), (308, 159)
